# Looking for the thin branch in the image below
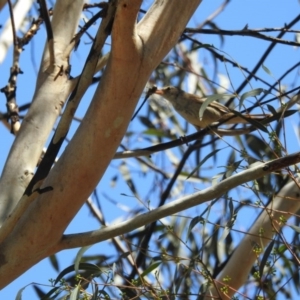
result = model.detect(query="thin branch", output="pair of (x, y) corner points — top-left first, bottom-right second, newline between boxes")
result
(113, 108), (296, 160)
(0, 0), (22, 134)
(198, 0), (230, 29)
(0, 112), (10, 131)
(38, 0), (55, 64)
(0, 9), (52, 135)
(223, 27), (300, 33)
(128, 134), (203, 280)
(0, 0), (35, 63)
(85, 198), (136, 267)
(59, 151), (300, 249)
(185, 27), (300, 47)
(257, 63), (300, 104)
(7, 0), (17, 46)
(181, 35), (281, 96)
(232, 14), (300, 103)
(65, 5), (108, 56)
(119, 145), (169, 178)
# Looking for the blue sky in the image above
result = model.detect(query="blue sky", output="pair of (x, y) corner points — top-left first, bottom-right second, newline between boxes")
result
(0, 0), (300, 299)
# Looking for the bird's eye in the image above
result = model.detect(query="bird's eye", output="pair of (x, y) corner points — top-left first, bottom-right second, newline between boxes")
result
(166, 87), (171, 91)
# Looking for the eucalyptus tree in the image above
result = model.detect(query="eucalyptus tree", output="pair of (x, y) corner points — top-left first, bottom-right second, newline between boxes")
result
(1, 1), (300, 299)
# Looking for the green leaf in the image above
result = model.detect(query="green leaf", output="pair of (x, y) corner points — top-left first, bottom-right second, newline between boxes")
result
(266, 104), (277, 115)
(225, 160), (243, 178)
(187, 149), (220, 179)
(277, 244), (287, 254)
(97, 290), (110, 299)
(218, 226), (231, 245)
(15, 286), (26, 300)
(193, 43), (214, 50)
(262, 64), (273, 76)
(219, 199), (237, 244)
(91, 284), (100, 300)
(158, 232), (168, 240)
(135, 261), (162, 286)
(70, 284), (80, 300)
(185, 199), (219, 242)
(186, 216), (204, 241)
(259, 239), (275, 277)
(290, 225), (300, 234)
(75, 245), (92, 275)
(246, 135), (267, 158)
(140, 261), (161, 278)
(240, 88), (264, 102)
(54, 263), (102, 285)
(143, 128), (169, 138)
(212, 172), (225, 186)
(48, 254), (59, 272)
(138, 116), (156, 129)
(40, 287), (61, 300)
(262, 109), (297, 124)
(112, 262), (116, 281)
(240, 88), (264, 109)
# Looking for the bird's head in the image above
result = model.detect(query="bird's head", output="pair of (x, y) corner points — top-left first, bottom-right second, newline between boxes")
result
(155, 86), (181, 104)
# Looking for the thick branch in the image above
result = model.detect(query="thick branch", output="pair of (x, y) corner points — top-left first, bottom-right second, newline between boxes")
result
(185, 27), (300, 47)
(0, 0), (202, 288)
(138, 0), (203, 65)
(58, 152), (300, 248)
(0, 0), (84, 224)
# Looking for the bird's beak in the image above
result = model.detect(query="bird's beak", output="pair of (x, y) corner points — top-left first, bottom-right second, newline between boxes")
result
(154, 89), (164, 95)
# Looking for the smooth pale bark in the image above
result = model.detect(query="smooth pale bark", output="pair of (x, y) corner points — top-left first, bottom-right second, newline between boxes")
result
(0, 1), (299, 296)
(0, 0), (202, 288)
(0, 0), (84, 224)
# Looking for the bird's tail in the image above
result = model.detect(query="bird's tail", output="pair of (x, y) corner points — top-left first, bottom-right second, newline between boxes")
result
(220, 112), (272, 124)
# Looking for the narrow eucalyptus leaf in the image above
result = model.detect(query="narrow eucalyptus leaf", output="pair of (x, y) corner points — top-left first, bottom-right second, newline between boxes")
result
(262, 64), (273, 76)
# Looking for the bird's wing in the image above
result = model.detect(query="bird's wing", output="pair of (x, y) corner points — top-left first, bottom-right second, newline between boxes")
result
(188, 94), (231, 114)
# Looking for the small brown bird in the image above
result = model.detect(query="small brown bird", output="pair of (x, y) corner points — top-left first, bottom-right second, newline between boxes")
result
(155, 86), (270, 130)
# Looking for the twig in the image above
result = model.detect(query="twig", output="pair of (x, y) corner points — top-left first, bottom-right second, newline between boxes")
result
(38, 0), (55, 64)
(185, 27), (300, 47)
(197, 0), (230, 29)
(0, 0), (21, 134)
(67, 6), (108, 55)
(180, 35), (279, 94)
(85, 197), (136, 267)
(113, 108), (296, 160)
(0, 8), (52, 135)
(231, 14), (300, 104)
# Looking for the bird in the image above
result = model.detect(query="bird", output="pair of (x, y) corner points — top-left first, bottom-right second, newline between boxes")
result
(154, 86), (270, 131)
